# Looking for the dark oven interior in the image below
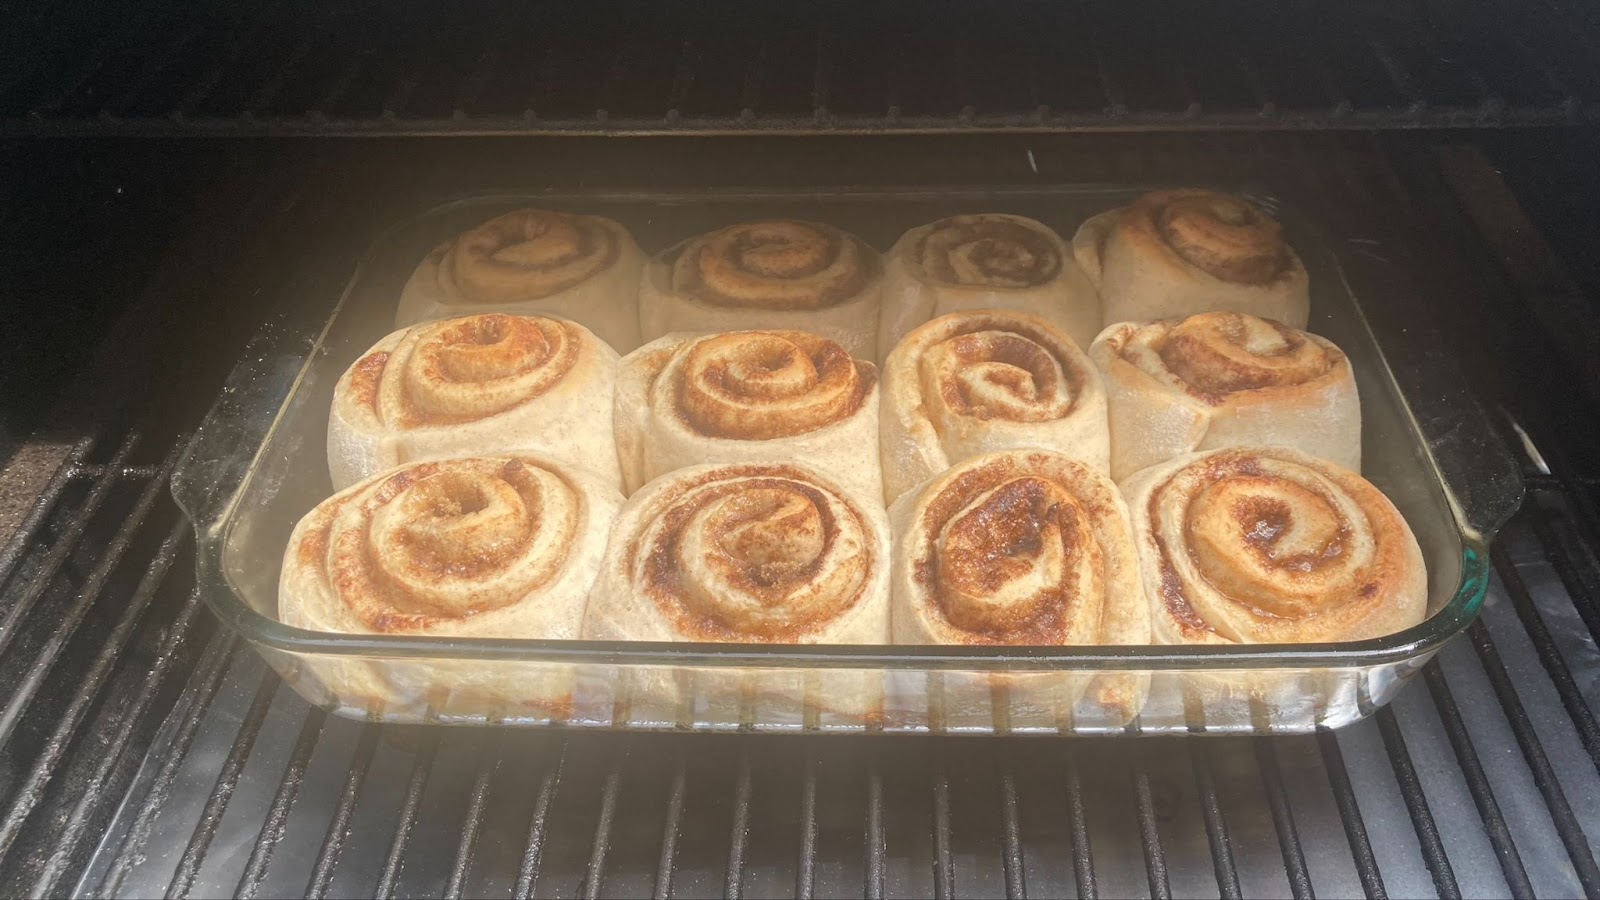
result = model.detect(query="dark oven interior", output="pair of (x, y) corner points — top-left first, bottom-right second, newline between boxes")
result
(3, 1), (1600, 897)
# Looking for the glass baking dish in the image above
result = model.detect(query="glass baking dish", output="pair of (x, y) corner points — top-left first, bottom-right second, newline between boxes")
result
(172, 185), (1523, 736)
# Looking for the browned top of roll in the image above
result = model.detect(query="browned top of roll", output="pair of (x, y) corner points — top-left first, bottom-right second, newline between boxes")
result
(913, 215), (1063, 288)
(440, 209), (623, 303)
(1142, 448), (1418, 643)
(669, 220), (880, 311)
(900, 310), (1089, 424)
(347, 351), (392, 413)
(629, 464), (874, 642)
(348, 315), (581, 427)
(934, 330), (1081, 423)
(673, 331), (874, 440)
(1113, 312), (1344, 406)
(298, 457), (579, 632)
(1118, 190), (1295, 286)
(911, 454), (1115, 645)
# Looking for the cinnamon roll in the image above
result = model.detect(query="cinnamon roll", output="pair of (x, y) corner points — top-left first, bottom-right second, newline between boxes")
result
(1122, 447), (1426, 648)
(328, 314), (622, 491)
(614, 330), (881, 500)
(585, 462), (891, 721)
(880, 309), (1109, 504)
(280, 455), (624, 715)
(1091, 312), (1359, 481)
(880, 214), (1100, 359)
(1073, 190), (1310, 330)
(889, 450), (1150, 724)
(639, 221), (883, 359)
(397, 209), (645, 352)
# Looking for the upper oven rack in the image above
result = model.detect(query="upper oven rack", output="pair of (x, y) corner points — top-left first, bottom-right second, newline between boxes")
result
(4, 0), (1600, 137)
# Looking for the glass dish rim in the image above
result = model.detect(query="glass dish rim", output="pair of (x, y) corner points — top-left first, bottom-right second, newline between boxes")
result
(176, 184), (1506, 675)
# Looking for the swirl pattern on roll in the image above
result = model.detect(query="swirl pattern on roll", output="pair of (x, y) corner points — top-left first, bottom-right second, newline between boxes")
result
(880, 309), (1108, 503)
(1091, 312), (1359, 480)
(640, 221), (883, 359)
(328, 314), (622, 491)
(890, 450), (1146, 647)
(670, 221), (877, 310)
(879, 214), (1100, 358)
(397, 209), (644, 351)
(357, 315), (577, 425)
(615, 331), (881, 498)
(1072, 189), (1310, 330)
(912, 215), (1063, 288)
(1141, 192), (1293, 285)
(281, 455), (621, 639)
(441, 210), (622, 302)
(1122, 447), (1426, 646)
(585, 463), (891, 645)
(675, 331), (871, 439)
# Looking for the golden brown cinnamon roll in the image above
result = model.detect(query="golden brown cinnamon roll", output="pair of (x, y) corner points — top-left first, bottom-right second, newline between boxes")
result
(1073, 191), (1310, 330)
(327, 314), (621, 491)
(1091, 312), (1358, 480)
(880, 214), (1100, 359)
(614, 330), (880, 499)
(889, 450), (1150, 725)
(639, 221), (883, 359)
(880, 309), (1108, 503)
(1122, 447), (1425, 647)
(585, 462), (890, 721)
(398, 209), (645, 351)
(280, 455), (624, 715)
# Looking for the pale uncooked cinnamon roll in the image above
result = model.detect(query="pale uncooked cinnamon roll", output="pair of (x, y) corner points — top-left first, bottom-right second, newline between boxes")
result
(880, 309), (1109, 504)
(280, 455), (624, 715)
(614, 330), (880, 499)
(1121, 447), (1426, 648)
(639, 221), (883, 359)
(880, 214), (1100, 359)
(1073, 190), (1310, 330)
(397, 209), (645, 351)
(327, 314), (621, 491)
(1091, 312), (1358, 481)
(889, 449), (1150, 724)
(585, 463), (890, 721)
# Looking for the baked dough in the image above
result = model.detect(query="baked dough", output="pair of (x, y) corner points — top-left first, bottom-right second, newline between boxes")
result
(280, 454), (623, 717)
(1073, 190), (1310, 330)
(397, 208), (645, 352)
(889, 449), (1150, 726)
(1091, 312), (1359, 480)
(880, 309), (1109, 503)
(639, 220), (883, 360)
(880, 213), (1099, 359)
(614, 330), (881, 500)
(327, 314), (622, 491)
(585, 462), (891, 723)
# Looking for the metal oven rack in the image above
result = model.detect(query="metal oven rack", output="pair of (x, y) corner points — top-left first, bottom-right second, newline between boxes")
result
(4, 0), (1600, 136)
(0, 131), (1594, 898)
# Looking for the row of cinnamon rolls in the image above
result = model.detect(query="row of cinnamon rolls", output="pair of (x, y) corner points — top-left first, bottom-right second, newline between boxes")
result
(282, 447), (1422, 718)
(328, 307), (1359, 503)
(294, 306), (1421, 717)
(396, 189), (1310, 360)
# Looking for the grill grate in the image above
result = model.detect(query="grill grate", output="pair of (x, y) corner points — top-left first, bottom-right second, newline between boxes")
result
(0, 134), (1596, 899)
(4, 0), (1600, 136)
(32, 484), (1600, 899)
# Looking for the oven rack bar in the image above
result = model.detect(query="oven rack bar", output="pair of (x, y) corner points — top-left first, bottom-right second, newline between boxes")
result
(2, 0), (1599, 137)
